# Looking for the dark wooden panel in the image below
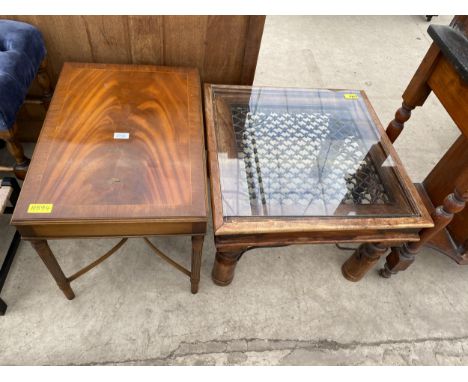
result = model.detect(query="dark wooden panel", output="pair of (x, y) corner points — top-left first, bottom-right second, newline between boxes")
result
(162, 16), (208, 73)
(3, 15), (264, 85)
(128, 16), (164, 65)
(1, 16), (265, 141)
(241, 16), (266, 85)
(80, 16), (133, 64)
(203, 16), (249, 84)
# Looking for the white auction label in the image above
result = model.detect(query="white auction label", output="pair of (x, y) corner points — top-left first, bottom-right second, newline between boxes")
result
(114, 132), (130, 139)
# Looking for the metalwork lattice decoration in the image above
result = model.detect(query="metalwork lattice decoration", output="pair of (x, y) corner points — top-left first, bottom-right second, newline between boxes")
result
(230, 106), (390, 215)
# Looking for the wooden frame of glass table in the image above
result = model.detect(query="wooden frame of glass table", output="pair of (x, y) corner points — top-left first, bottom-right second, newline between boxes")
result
(204, 84), (433, 285)
(11, 63), (208, 298)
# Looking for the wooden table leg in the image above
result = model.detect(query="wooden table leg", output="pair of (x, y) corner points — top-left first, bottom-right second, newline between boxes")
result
(30, 240), (75, 300)
(341, 242), (388, 282)
(380, 244), (417, 278)
(212, 250), (244, 286)
(190, 235), (204, 294)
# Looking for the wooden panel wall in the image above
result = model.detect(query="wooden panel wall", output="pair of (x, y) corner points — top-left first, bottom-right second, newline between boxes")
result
(2, 16), (265, 140)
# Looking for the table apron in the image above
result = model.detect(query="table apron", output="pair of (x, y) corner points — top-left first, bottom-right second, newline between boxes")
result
(214, 229), (420, 252)
(15, 221), (207, 239)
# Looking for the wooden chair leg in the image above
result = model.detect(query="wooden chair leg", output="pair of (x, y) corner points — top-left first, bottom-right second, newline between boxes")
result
(37, 57), (53, 110)
(29, 240), (75, 300)
(381, 173), (468, 278)
(190, 235), (204, 294)
(386, 102), (415, 143)
(385, 44), (440, 143)
(4, 126), (30, 180)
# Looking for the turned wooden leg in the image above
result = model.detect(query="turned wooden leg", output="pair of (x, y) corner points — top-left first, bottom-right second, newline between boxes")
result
(385, 43), (440, 143)
(5, 128), (30, 180)
(37, 57), (52, 110)
(381, 173), (468, 278)
(29, 240), (75, 300)
(342, 242), (388, 282)
(386, 102), (415, 143)
(212, 250), (244, 286)
(190, 235), (204, 294)
(380, 244), (417, 278)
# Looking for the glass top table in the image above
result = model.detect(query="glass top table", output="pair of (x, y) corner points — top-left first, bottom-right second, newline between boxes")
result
(210, 86), (416, 216)
(205, 84), (433, 286)
(205, 85), (432, 236)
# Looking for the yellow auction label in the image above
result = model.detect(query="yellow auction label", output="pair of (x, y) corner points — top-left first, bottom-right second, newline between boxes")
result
(344, 93), (359, 100)
(27, 204), (54, 213)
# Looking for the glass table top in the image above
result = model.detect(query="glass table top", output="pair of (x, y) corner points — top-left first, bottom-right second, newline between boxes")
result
(210, 86), (419, 219)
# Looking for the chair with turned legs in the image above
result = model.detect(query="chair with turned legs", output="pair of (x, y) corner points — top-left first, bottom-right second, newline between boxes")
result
(0, 19), (52, 179)
(380, 16), (468, 277)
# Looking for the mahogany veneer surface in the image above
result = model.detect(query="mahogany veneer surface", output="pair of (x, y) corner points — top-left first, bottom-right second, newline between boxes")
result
(12, 63), (207, 224)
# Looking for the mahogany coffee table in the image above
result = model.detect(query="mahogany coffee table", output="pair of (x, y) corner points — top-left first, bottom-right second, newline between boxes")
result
(204, 85), (433, 285)
(11, 63), (208, 298)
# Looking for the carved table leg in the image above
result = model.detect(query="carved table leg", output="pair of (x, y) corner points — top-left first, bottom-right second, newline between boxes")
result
(381, 178), (468, 278)
(37, 57), (53, 110)
(380, 244), (417, 278)
(30, 240), (75, 300)
(190, 235), (204, 294)
(342, 242), (388, 282)
(212, 250), (244, 286)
